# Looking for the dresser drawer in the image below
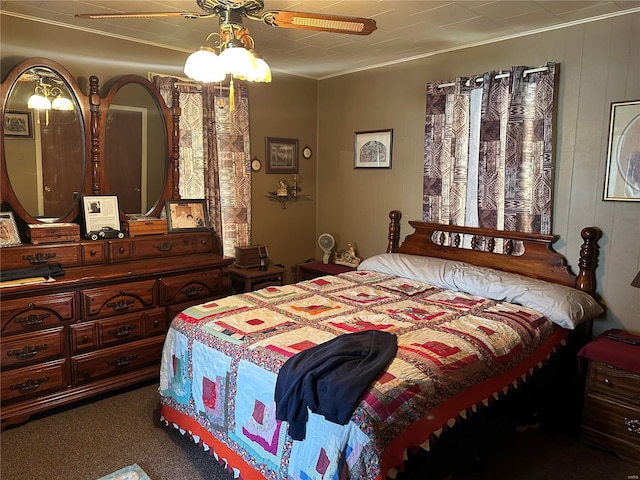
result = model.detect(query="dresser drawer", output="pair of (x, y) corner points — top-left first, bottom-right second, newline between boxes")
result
(583, 394), (640, 454)
(0, 244), (81, 270)
(1, 327), (65, 368)
(1, 359), (67, 402)
(144, 308), (170, 337)
(97, 313), (145, 347)
(81, 279), (156, 320)
(70, 322), (97, 354)
(82, 242), (106, 265)
(71, 336), (164, 384)
(588, 361), (640, 405)
(193, 233), (214, 253)
(108, 239), (133, 263)
(158, 269), (222, 305)
(132, 235), (194, 259)
(1, 293), (77, 335)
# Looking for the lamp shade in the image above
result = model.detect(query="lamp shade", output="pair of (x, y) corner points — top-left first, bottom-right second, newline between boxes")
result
(219, 43), (257, 79)
(184, 47), (226, 83)
(632, 270), (640, 288)
(51, 97), (74, 111)
(250, 54), (272, 83)
(27, 94), (51, 110)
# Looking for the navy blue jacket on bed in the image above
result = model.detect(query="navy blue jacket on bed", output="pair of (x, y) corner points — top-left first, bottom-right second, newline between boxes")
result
(274, 330), (398, 441)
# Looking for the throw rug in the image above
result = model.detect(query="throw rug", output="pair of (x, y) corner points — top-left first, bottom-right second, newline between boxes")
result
(96, 463), (151, 480)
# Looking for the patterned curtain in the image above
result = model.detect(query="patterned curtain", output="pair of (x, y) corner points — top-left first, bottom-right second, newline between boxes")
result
(152, 76), (251, 256)
(424, 63), (556, 234)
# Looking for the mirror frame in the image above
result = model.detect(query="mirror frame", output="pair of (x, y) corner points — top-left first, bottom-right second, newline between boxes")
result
(0, 57), (91, 225)
(100, 74), (180, 219)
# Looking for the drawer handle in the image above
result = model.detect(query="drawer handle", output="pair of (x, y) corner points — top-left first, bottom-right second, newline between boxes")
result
(181, 286), (203, 297)
(81, 335), (90, 344)
(107, 354), (138, 368)
(153, 320), (159, 328)
(22, 252), (56, 265)
(106, 299), (136, 311)
(7, 344), (48, 360)
(625, 418), (640, 435)
(603, 377), (613, 386)
(14, 312), (50, 327)
(118, 247), (126, 254)
(108, 324), (137, 337)
(10, 376), (50, 393)
(89, 250), (97, 257)
(154, 242), (176, 252)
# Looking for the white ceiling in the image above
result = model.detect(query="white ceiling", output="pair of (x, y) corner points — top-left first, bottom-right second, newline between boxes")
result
(2, 1), (640, 79)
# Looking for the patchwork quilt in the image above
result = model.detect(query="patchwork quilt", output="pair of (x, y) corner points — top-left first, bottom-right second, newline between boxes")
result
(159, 269), (566, 480)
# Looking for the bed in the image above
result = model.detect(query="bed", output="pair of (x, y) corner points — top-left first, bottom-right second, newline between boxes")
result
(158, 210), (604, 480)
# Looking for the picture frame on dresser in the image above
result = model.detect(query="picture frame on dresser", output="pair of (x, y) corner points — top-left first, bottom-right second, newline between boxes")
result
(166, 199), (210, 233)
(354, 129), (393, 169)
(603, 99), (640, 201)
(82, 195), (121, 235)
(0, 212), (22, 247)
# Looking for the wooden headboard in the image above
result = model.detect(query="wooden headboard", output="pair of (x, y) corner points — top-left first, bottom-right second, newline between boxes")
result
(386, 210), (602, 295)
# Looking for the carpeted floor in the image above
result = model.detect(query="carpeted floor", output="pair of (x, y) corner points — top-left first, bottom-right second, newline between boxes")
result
(1, 380), (638, 480)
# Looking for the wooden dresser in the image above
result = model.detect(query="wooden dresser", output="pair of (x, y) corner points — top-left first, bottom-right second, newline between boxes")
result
(0, 232), (233, 430)
(579, 331), (640, 464)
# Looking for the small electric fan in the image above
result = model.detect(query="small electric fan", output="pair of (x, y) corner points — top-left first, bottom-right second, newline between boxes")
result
(317, 233), (336, 264)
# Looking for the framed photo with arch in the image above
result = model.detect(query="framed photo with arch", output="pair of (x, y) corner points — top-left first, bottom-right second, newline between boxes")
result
(603, 99), (640, 201)
(354, 129), (393, 169)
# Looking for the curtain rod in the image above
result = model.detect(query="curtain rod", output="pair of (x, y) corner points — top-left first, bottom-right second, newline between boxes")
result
(172, 81), (232, 92)
(436, 66), (549, 89)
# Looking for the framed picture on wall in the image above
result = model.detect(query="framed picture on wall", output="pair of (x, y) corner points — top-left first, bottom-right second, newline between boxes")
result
(354, 129), (393, 169)
(4, 110), (32, 138)
(265, 137), (298, 174)
(603, 99), (640, 201)
(0, 212), (22, 247)
(166, 199), (210, 232)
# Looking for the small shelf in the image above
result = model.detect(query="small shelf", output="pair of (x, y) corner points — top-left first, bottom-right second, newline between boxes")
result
(266, 193), (311, 209)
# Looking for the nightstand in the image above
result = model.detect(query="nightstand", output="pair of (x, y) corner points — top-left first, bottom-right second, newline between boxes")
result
(298, 261), (356, 280)
(578, 330), (640, 464)
(228, 264), (286, 293)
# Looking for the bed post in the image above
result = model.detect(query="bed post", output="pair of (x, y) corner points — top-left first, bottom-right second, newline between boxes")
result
(387, 210), (401, 253)
(575, 226), (602, 295)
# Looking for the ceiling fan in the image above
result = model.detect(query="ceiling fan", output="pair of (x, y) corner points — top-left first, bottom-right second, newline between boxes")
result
(75, 0), (377, 36)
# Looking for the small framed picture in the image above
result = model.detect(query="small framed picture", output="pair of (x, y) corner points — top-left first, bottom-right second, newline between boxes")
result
(166, 199), (210, 233)
(4, 110), (33, 138)
(354, 129), (393, 169)
(82, 195), (122, 237)
(265, 137), (298, 174)
(603, 99), (640, 201)
(0, 212), (22, 247)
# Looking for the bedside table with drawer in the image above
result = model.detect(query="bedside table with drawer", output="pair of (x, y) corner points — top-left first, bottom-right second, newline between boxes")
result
(579, 330), (640, 464)
(229, 264), (286, 293)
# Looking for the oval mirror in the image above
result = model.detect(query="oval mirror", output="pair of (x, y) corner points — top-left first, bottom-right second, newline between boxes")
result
(103, 76), (170, 217)
(1, 58), (86, 223)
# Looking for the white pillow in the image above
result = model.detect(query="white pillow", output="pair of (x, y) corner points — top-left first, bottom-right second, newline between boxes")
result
(450, 265), (603, 329)
(357, 253), (461, 291)
(358, 253), (604, 329)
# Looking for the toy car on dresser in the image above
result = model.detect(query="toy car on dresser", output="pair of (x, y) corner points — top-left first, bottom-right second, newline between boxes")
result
(86, 226), (125, 240)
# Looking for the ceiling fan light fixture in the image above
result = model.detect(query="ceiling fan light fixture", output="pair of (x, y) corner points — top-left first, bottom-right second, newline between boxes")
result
(247, 51), (271, 83)
(51, 96), (74, 111)
(27, 93), (52, 110)
(184, 46), (226, 83)
(219, 40), (258, 79)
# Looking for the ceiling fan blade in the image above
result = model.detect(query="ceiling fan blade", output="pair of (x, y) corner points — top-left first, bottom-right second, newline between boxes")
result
(75, 12), (214, 20)
(261, 11), (376, 35)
